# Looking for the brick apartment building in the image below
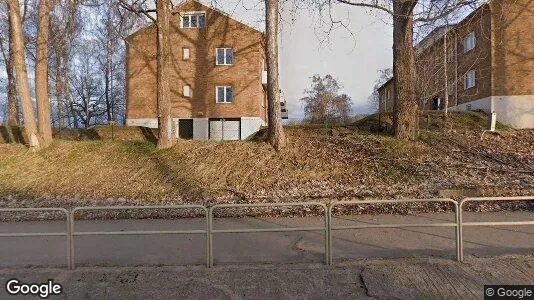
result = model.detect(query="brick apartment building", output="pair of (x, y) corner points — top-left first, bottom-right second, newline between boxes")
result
(125, 0), (287, 140)
(378, 0), (534, 128)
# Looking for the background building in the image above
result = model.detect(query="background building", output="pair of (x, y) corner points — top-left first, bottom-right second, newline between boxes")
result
(378, 0), (534, 129)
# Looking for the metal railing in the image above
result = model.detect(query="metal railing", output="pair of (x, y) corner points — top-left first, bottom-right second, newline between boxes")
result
(0, 196), (532, 269)
(328, 198), (460, 264)
(70, 205), (209, 269)
(458, 196), (534, 261)
(0, 208), (70, 268)
(208, 202), (328, 267)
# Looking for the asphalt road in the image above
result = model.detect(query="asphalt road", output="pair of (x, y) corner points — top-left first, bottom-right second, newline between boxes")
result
(0, 211), (533, 268)
(1, 256), (533, 299)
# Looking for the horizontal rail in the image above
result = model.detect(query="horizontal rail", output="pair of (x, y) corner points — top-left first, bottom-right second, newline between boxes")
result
(72, 205), (207, 213)
(1, 196), (532, 269)
(331, 222), (457, 230)
(458, 196), (534, 262)
(0, 232), (67, 237)
(0, 207), (69, 214)
(73, 230), (207, 236)
(209, 202), (328, 267)
(70, 205), (210, 269)
(332, 198), (459, 205)
(210, 202), (328, 209)
(0, 208), (70, 268)
(462, 221), (534, 227)
(461, 196), (534, 204)
(212, 227), (325, 233)
(329, 198), (459, 264)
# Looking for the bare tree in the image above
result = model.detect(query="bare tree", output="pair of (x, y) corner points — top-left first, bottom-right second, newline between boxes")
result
(310, 0), (481, 139)
(7, 0), (40, 150)
(49, 0), (82, 128)
(301, 74), (352, 124)
(1, 8), (20, 127)
(266, 0), (286, 151)
(35, 0), (53, 146)
(155, 0), (174, 149)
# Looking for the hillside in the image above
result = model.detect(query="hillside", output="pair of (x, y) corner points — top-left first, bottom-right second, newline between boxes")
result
(0, 112), (533, 209)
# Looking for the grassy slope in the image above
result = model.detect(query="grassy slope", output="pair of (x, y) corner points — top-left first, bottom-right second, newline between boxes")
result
(0, 123), (533, 208)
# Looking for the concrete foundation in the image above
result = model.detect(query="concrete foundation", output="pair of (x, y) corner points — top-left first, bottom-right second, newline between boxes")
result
(450, 95), (534, 128)
(126, 117), (264, 141)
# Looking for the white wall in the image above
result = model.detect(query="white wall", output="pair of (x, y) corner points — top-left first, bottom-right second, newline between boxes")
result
(127, 117), (266, 140)
(449, 95), (534, 129)
(241, 117), (263, 140)
(193, 118), (209, 140)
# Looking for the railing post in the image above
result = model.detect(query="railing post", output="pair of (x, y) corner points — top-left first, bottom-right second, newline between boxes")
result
(69, 209), (76, 269)
(327, 202), (333, 265)
(458, 200), (464, 262)
(208, 206), (214, 268)
(454, 201), (461, 262)
(323, 203), (329, 265)
(66, 210), (72, 270)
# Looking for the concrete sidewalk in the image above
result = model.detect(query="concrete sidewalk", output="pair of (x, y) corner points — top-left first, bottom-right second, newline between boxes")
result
(1, 256), (533, 299)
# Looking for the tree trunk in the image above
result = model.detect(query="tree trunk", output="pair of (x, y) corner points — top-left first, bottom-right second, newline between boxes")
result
(6, 10), (20, 127)
(265, 0), (286, 151)
(156, 0), (174, 149)
(443, 29), (449, 117)
(35, 0), (53, 147)
(392, 0), (419, 140)
(54, 57), (64, 128)
(8, 0), (40, 150)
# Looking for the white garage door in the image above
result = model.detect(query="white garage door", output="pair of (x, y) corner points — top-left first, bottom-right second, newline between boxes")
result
(209, 120), (240, 141)
(222, 120), (240, 140)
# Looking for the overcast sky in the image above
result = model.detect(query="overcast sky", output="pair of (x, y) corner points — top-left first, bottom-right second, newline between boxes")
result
(205, 0), (393, 119)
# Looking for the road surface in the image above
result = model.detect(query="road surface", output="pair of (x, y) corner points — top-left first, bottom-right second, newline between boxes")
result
(0, 211), (532, 268)
(1, 256), (533, 299)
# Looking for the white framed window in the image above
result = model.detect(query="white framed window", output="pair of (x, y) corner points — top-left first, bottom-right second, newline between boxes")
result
(463, 32), (476, 53)
(181, 12), (206, 28)
(216, 86), (233, 103)
(216, 48), (234, 65)
(183, 85), (191, 97)
(182, 48), (190, 60)
(464, 70), (476, 89)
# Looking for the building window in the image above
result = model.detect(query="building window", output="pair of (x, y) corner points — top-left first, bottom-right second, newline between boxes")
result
(183, 85), (191, 97)
(463, 32), (476, 53)
(464, 70), (476, 89)
(216, 86), (233, 103)
(183, 48), (190, 60)
(181, 12), (205, 28)
(216, 48), (234, 65)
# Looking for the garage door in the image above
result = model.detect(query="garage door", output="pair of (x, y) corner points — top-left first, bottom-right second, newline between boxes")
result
(209, 119), (240, 141)
(222, 120), (240, 140)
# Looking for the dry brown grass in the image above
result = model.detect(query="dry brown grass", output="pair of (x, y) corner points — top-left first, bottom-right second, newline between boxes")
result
(0, 124), (533, 208)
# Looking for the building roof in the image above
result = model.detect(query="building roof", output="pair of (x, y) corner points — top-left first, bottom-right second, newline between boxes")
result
(376, 77), (394, 92)
(126, 0), (263, 41)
